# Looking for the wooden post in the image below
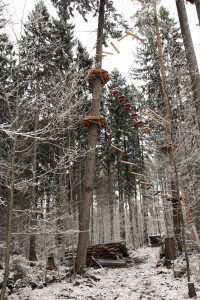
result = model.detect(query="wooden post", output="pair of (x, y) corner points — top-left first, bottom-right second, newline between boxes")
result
(111, 144), (125, 153)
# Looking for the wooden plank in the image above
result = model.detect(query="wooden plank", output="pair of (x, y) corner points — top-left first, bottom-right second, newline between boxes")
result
(148, 107), (167, 124)
(102, 51), (114, 55)
(117, 33), (129, 41)
(111, 42), (120, 54)
(111, 144), (125, 153)
(125, 30), (140, 40)
(129, 171), (144, 177)
(120, 160), (136, 166)
(138, 181), (154, 186)
(142, 110), (166, 127)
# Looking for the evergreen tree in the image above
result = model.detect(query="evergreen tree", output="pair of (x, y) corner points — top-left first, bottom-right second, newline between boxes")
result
(0, 2), (16, 248)
(98, 68), (143, 245)
(131, 5), (191, 134)
(17, 0), (75, 261)
(51, 0), (127, 39)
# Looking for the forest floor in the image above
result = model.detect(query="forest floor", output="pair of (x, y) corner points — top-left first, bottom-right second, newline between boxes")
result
(6, 247), (200, 300)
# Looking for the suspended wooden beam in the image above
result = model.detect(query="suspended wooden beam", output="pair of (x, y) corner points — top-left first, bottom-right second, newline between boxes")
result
(125, 30), (140, 40)
(102, 51), (114, 55)
(138, 181), (154, 186)
(111, 144), (125, 153)
(117, 33), (129, 41)
(110, 42), (120, 54)
(142, 110), (166, 127)
(120, 160), (136, 166)
(129, 171), (144, 177)
(148, 107), (167, 124)
(96, 54), (107, 57)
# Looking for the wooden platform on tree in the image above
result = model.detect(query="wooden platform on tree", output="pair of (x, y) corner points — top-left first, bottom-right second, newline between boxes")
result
(83, 116), (107, 128)
(85, 69), (110, 85)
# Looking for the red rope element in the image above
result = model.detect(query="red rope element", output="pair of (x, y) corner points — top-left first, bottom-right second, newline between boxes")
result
(186, 0), (195, 4)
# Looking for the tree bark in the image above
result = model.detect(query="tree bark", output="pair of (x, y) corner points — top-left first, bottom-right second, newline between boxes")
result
(176, 0), (200, 132)
(75, 0), (105, 274)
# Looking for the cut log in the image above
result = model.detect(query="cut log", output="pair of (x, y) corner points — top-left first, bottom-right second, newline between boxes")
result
(164, 238), (177, 267)
(46, 256), (57, 271)
(188, 282), (197, 298)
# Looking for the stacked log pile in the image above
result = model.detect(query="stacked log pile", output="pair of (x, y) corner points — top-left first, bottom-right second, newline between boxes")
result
(86, 242), (129, 267)
(65, 242), (129, 267)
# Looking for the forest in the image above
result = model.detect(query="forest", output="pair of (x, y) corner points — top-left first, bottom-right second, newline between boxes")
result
(0, 0), (200, 299)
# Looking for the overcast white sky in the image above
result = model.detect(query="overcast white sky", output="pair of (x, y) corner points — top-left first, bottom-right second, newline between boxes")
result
(4, 0), (200, 81)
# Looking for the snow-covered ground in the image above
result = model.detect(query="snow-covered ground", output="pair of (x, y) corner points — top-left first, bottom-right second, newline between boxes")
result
(5, 247), (200, 300)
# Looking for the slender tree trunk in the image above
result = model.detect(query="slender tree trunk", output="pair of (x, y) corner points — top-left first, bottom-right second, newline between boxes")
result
(176, 0), (200, 131)
(107, 162), (114, 240)
(117, 159), (126, 241)
(75, 0), (106, 274)
(29, 83), (39, 262)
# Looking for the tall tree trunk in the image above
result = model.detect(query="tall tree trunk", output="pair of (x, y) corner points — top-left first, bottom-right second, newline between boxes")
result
(0, 71), (20, 300)
(117, 159), (126, 241)
(29, 83), (39, 262)
(176, 0), (200, 131)
(75, 0), (106, 274)
(155, 5), (183, 253)
(107, 162), (114, 240)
